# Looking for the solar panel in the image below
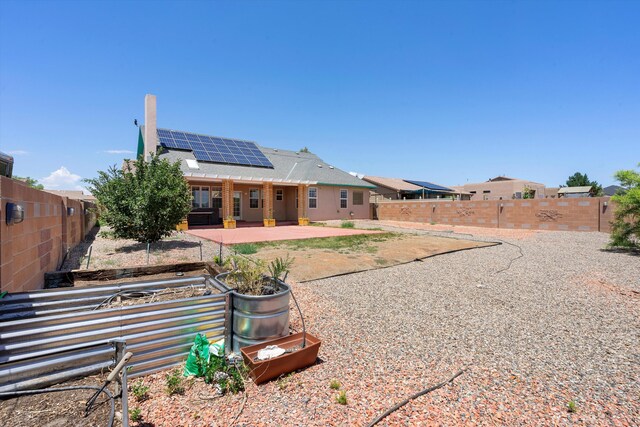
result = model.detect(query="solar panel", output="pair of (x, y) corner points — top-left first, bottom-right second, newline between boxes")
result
(157, 128), (274, 168)
(404, 180), (453, 192)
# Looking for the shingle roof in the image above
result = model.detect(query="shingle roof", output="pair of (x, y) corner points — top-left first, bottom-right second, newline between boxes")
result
(150, 128), (373, 188)
(362, 176), (424, 192)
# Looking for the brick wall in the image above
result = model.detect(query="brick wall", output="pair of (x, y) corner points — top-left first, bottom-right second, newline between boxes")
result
(0, 177), (97, 293)
(376, 197), (614, 233)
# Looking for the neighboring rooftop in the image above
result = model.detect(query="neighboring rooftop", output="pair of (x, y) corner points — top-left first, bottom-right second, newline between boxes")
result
(362, 176), (424, 192)
(557, 186), (593, 194)
(603, 185), (624, 196)
(44, 190), (96, 202)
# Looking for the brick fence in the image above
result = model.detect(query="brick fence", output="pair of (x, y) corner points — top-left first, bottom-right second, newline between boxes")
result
(375, 197), (614, 233)
(0, 177), (98, 293)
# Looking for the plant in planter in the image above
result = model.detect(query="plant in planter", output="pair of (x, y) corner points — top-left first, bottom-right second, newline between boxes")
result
(216, 256), (293, 351)
(263, 209), (276, 227)
(223, 215), (236, 229)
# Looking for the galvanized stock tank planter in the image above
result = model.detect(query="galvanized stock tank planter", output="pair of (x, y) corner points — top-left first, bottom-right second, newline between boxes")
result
(215, 272), (290, 352)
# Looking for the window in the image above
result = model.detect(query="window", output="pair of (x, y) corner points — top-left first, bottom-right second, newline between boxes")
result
(191, 186), (210, 208)
(211, 187), (222, 209)
(340, 189), (348, 209)
(483, 190), (491, 194)
(352, 191), (364, 206)
(249, 189), (259, 209)
(470, 191), (477, 194)
(276, 189), (283, 201)
(308, 187), (317, 209)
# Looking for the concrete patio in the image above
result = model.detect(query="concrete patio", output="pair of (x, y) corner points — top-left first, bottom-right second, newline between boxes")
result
(185, 225), (382, 244)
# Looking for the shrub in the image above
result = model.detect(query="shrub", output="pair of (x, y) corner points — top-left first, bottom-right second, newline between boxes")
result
(85, 154), (192, 243)
(609, 163), (640, 249)
(129, 407), (142, 422)
(341, 220), (355, 228)
(166, 369), (185, 396)
(131, 380), (150, 402)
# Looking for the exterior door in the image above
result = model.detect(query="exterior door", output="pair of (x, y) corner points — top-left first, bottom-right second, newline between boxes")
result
(233, 191), (242, 220)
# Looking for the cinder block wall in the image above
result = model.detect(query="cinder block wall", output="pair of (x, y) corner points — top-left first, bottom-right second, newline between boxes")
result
(376, 197), (614, 233)
(0, 177), (97, 293)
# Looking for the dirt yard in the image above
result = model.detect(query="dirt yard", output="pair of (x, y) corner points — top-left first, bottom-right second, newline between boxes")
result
(249, 233), (494, 282)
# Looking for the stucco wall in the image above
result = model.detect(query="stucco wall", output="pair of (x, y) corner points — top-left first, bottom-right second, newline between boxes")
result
(307, 186), (370, 221)
(462, 180), (546, 201)
(376, 197), (614, 232)
(0, 177), (97, 293)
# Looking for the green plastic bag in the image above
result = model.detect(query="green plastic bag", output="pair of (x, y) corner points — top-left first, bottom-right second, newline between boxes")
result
(184, 333), (210, 377)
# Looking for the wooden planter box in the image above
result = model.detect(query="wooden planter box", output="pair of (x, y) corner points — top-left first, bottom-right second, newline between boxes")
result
(298, 217), (309, 226)
(240, 332), (321, 384)
(263, 218), (276, 227)
(223, 219), (236, 229)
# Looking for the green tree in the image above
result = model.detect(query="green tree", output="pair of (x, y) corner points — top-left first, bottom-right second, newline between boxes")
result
(563, 172), (603, 196)
(609, 163), (640, 249)
(13, 176), (44, 190)
(84, 154), (192, 243)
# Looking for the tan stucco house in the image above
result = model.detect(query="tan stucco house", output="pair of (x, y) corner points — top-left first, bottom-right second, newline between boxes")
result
(138, 95), (373, 226)
(455, 176), (546, 201)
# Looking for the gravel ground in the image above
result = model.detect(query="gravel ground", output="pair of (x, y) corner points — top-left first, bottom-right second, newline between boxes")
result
(129, 221), (639, 426)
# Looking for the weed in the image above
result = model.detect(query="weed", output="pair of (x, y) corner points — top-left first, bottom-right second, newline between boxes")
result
(233, 243), (258, 255)
(341, 220), (355, 228)
(366, 227), (383, 231)
(202, 354), (247, 395)
(213, 255), (222, 265)
(374, 258), (387, 265)
(336, 390), (348, 405)
(567, 400), (577, 413)
(131, 380), (150, 402)
(277, 373), (294, 390)
(165, 369), (185, 396)
(329, 379), (341, 390)
(129, 407), (142, 422)
(255, 233), (398, 253)
(309, 222), (326, 227)
(430, 221), (436, 225)
(268, 254), (295, 281)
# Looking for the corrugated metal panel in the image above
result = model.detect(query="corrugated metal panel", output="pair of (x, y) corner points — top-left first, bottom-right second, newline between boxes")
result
(0, 275), (231, 379)
(0, 341), (116, 392)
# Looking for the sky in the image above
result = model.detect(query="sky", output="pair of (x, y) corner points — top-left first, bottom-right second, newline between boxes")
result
(0, 0), (638, 192)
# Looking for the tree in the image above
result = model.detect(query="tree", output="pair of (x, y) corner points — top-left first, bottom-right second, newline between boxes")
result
(299, 147), (310, 153)
(13, 176), (44, 190)
(563, 172), (603, 196)
(84, 154), (192, 243)
(609, 163), (640, 249)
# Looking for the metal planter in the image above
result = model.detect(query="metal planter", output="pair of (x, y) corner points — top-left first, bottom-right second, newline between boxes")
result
(215, 272), (290, 352)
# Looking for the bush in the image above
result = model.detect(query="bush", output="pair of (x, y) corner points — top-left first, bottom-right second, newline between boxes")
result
(85, 154), (192, 243)
(165, 369), (185, 396)
(341, 220), (355, 228)
(609, 163), (640, 249)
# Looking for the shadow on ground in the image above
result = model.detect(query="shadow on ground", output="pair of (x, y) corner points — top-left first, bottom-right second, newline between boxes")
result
(62, 226), (100, 270)
(116, 240), (201, 253)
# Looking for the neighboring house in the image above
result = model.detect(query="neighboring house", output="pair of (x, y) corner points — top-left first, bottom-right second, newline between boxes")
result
(544, 187), (560, 198)
(458, 176), (546, 201)
(364, 176), (470, 201)
(603, 185), (624, 196)
(557, 186), (593, 198)
(138, 95), (373, 226)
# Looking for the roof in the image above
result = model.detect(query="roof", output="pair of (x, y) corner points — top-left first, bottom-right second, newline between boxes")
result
(404, 179), (454, 193)
(362, 176), (423, 192)
(557, 186), (593, 194)
(148, 127), (373, 188)
(488, 176), (516, 182)
(44, 190), (96, 202)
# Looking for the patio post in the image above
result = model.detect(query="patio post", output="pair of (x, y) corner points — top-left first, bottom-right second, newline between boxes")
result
(222, 179), (234, 219)
(262, 182), (273, 220)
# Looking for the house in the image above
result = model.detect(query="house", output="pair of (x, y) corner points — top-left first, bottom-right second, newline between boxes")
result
(44, 190), (97, 202)
(364, 176), (470, 201)
(557, 186), (593, 198)
(138, 95), (373, 226)
(457, 176), (546, 201)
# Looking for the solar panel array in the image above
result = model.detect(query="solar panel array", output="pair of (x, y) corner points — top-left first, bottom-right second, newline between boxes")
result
(157, 128), (274, 168)
(405, 180), (453, 192)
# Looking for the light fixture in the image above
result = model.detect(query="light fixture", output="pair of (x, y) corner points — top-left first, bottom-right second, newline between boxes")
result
(67, 207), (75, 216)
(6, 202), (25, 225)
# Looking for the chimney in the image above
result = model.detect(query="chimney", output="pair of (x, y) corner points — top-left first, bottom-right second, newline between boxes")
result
(143, 94), (157, 161)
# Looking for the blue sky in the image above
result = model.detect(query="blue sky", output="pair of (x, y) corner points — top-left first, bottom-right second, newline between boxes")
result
(1, 0), (638, 191)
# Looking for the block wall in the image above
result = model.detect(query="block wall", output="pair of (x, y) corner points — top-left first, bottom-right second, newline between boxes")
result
(376, 197), (614, 233)
(0, 177), (97, 293)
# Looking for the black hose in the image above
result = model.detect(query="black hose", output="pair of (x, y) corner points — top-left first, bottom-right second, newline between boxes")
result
(0, 385), (115, 427)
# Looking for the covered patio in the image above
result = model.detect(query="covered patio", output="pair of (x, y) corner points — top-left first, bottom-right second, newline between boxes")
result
(185, 224), (382, 245)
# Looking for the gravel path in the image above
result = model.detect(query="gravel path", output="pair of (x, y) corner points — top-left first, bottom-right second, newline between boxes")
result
(132, 221), (639, 426)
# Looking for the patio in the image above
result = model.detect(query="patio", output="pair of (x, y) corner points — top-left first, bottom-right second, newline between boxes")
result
(185, 224), (383, 245)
